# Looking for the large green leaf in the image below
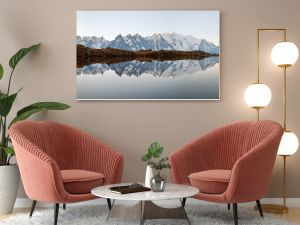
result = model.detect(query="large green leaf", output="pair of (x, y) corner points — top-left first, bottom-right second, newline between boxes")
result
(148, 142), (164, 158)
(9, 43), (41, 69)
(9, 102), (70, 127)
(0, 93), (18, 116)
(17, 102), (70, 116)
(0, 64), (3, 80)
(0, 93), (8, 99)
(2, 146), (15, 156)
(141, 142), (164, 162)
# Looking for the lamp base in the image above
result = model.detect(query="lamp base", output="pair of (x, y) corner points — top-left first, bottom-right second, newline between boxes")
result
(254, 204), (288, 214)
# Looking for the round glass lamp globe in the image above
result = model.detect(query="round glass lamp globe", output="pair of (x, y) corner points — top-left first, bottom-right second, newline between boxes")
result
(277, 131), (299, 156)
(244, 83), (272, 108)
(271, 42), (299, 67)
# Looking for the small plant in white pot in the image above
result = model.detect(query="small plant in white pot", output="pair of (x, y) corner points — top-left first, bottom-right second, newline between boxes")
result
(0, 44), (70, 215)
(141, 142), (171, 191)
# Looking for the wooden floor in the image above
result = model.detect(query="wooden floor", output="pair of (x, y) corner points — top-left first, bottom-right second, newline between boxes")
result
(1, 207), (300, 224)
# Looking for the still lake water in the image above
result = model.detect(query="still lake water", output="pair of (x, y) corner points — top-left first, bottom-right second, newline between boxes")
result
(76, 57), (219, 100)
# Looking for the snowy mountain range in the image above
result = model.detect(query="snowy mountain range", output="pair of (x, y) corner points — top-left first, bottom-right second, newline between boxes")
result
(76, 57), (219, 77)
(76, 32), (219, 54)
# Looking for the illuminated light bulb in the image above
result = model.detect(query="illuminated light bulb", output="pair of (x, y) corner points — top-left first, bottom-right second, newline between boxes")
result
(277, 131), (299, 156)
(271, 42), (299, 67)
(244, 83), (272, 109)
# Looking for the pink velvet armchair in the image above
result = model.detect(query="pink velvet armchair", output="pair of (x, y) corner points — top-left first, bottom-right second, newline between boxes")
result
(9, 120), (124, 225)
(169, 120), (283, 225)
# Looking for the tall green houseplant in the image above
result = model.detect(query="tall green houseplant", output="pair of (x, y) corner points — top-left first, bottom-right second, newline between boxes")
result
(0, 43), (70, 166)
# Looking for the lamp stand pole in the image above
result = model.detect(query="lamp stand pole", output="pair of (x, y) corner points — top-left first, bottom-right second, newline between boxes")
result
(254, 28), (289, 214)
(280, 66), (289, 212)
(253, 29), (286, 121)
(282, 155), (288, 209)
(253, 108), (260, 121)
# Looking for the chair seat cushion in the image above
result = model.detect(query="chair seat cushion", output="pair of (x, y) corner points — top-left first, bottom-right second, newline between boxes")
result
(188, 170), (231, 194)
(61, 169), (105, 194)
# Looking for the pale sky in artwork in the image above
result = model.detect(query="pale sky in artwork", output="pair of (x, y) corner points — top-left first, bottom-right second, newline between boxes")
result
(77, 11), (219, 46)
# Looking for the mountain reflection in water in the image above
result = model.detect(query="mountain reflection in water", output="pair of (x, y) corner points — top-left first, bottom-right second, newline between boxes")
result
(77, 57), (219, 77)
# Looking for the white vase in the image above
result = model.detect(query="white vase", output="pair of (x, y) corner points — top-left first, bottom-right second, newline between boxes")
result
(0, 165), (20, 215)
(145, 165), (153, 188)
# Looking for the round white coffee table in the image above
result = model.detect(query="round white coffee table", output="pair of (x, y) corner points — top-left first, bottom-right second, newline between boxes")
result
(92, 183), (199, 225)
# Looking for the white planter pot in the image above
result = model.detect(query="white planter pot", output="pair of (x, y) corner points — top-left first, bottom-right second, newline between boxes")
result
(0, 165), (20, 215)
(145, 165), (153, 188)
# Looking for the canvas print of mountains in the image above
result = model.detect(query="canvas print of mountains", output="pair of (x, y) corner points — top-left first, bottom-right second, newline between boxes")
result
(76, 11), (220, 100)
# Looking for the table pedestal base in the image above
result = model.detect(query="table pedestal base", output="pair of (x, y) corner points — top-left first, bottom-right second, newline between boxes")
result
(107, 200), (191, 225)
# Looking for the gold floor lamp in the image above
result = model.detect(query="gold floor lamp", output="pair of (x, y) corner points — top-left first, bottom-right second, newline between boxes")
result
(244, 28), (299, 214)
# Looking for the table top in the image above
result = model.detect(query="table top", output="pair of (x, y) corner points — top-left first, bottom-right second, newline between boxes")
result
(91, 183), (199, 201)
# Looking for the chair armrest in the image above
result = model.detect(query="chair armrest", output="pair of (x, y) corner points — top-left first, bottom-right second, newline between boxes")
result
(75, 132), (124, 185)
(225, 131), (283, 203)
(10, 139), (67, 203)
(169, 131), (218, 184)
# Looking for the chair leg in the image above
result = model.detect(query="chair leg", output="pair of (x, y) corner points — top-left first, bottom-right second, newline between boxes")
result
(233, 203), (238, 225)
(107, 198), (112, 210)
(256, 200), (264, 217)
(54, 204), (59, 225)
(227, 204), (230, 210)
(29, 200), (37, 217)
(181, 198), (187, 208)
(63, 204), (66, 210)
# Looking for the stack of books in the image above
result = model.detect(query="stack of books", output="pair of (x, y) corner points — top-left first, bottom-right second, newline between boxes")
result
(110, 183), (151, 194)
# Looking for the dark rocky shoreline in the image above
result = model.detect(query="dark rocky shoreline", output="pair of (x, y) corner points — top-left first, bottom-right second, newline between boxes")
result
(77, 44), (219, 68)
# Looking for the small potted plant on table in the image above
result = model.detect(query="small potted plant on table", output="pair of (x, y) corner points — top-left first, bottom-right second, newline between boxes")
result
(141, 142), (171, 192)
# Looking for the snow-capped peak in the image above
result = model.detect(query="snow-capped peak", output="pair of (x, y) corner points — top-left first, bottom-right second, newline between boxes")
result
(77, 33), (219, 54)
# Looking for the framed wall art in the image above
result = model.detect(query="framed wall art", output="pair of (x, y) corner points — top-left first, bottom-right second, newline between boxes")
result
(76, 11), (220, 100)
